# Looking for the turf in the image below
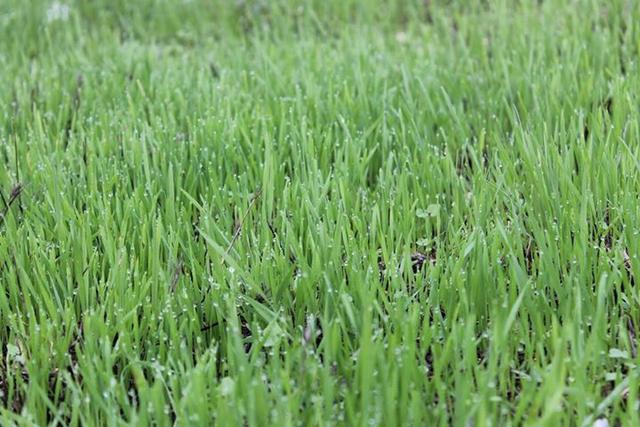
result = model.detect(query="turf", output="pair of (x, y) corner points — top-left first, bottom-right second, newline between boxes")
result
(1, 0), (639, 425)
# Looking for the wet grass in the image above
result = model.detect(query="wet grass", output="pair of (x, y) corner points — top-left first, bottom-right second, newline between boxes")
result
(1, 0), (640, 425)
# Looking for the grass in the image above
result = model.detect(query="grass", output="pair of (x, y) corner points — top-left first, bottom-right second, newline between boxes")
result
(1, 0), (639, 425)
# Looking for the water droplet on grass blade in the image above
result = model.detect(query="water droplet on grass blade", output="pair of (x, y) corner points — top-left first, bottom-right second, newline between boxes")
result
(219, 377), (235, 396)
(416, 204), (440, 218)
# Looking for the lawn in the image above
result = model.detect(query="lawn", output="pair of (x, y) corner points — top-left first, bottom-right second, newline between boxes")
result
(1, 0), (639, 425)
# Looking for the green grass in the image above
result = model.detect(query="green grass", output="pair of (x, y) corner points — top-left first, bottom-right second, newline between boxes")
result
(1, 0), (639, 425)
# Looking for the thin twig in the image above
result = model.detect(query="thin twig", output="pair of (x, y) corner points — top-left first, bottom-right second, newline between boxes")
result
(0, 183), (24, 227)
(175, 189), (262, 322)
(14, 138), (19, 185)
(170, 259), (184, 292)
(8, 183), (23, 205)
(628, 317), (637, 359)
(223, 189), (262, 261)
(200, 321), (219, 332)
(0, 189), (8, 211)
